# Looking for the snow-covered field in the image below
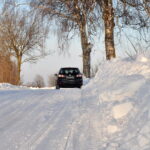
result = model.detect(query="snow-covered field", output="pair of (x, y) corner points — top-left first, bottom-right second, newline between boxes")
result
(0, 53), (150, 150)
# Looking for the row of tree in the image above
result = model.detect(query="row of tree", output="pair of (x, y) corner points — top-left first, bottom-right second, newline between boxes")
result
(31, 0), (150, 78)
(0, 0), (149, 85)
(26, 74), (56, 88)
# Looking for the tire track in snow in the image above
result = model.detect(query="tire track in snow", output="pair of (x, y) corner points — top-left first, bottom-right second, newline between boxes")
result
(0, 91), (47, 132)
(60, 89), (84, 150)
(28, 104), (66, 150)
(25, 89), (82, 150)
(0, 90), (59, 150)
(0, 89), (82, 150)
(63, 89), (103, 150)
(0, 90), (38, 118)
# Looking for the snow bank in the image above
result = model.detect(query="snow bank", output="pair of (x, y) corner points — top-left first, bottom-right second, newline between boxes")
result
(0, 83), (28, 90)
(112, 102), (133, 119)
(30, 86), (55, 90)
(82, 53), (150, 150)
(0, 83), (55, 90)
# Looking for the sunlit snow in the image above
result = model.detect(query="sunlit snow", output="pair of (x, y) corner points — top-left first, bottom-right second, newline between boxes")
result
(0, 53), (150, 150)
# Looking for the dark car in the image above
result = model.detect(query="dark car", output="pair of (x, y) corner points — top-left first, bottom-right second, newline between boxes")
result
(55, 67), (83, 89)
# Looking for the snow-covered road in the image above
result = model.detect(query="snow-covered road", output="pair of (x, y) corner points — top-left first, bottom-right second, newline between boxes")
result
(0, 87), (110, 150)
(0, 89), (85, 150)
(0, 88), (111, 150)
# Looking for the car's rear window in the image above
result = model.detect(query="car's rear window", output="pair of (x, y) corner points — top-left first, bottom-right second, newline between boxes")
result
(59, 68), (80, 75)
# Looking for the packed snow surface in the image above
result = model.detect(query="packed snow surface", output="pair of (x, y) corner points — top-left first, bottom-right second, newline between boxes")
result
(0, 53), (150, 150)
(0, 83), (27, 90)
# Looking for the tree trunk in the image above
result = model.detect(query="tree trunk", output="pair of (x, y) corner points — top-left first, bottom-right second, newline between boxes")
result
(103, 0), (116, 60)
(17, 56), (22, 85)
(79, 23), (91, 78)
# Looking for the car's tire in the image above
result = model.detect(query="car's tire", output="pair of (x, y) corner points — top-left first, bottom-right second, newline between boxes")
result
(56, 85), (60, 89)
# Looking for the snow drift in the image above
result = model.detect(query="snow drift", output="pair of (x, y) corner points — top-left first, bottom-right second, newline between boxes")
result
(80, 53), (150, 150)
(0, 83), (28, 90)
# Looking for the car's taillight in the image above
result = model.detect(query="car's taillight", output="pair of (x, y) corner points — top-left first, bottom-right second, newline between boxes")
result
(76, 74), (82, 77)
(58, 74), (65, 78)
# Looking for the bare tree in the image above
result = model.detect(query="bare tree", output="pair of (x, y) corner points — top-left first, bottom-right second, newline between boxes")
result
(25, 82), (37, 88)
(31, 0), (98, 78)
(116, 0), (150, 29)
(97, 0), (116, 60)
(0, 3), (48, 84)
(96, 0), (150, 60)
(48, 74), (56, 87)
(116, 0), (150, 56)
(143, 0), (150, 16)
(34, 74), (45, 88)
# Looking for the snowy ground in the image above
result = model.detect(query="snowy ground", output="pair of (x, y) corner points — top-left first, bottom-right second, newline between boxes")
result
(0, 53), (150, 150)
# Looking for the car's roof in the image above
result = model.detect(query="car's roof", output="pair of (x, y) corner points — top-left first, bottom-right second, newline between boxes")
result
(60, 67), (79, 69)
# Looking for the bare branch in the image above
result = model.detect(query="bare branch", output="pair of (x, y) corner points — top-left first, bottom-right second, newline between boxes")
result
(0, 3), (48, 84)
